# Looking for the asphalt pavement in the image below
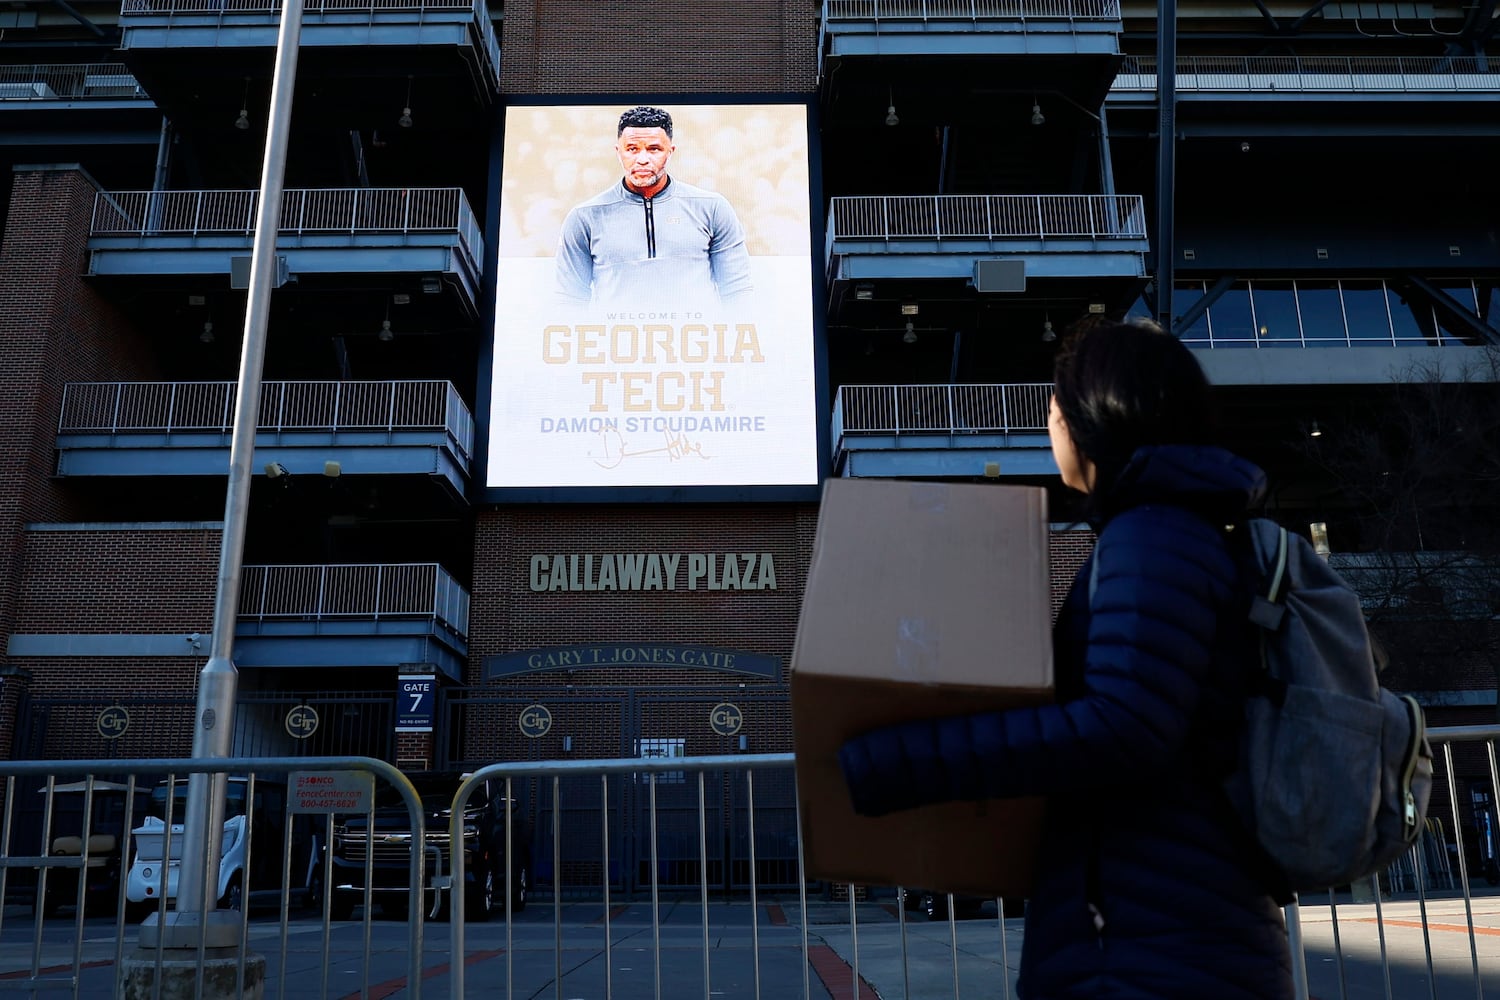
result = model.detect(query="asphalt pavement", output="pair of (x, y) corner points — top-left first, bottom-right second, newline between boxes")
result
(4, 891), (1500, 999)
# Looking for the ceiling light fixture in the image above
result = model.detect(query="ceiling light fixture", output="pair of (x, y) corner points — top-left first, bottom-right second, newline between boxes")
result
(1309, 420), (1323, 438)
(378, 300), (394, 342)
(900, 301), (919, 316)
(199, 321), (214, 344)
(234, 78), (250, 130)
(902, 320), (918, 345)
(1041, 314), (1056, 342)
(398, 75), (414, 128)
(1030, 99), (1045, 126)
(885, 88), (899, 127)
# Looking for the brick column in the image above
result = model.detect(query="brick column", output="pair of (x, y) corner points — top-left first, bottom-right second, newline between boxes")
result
(0, 166), (158, 692)
(0, 665), (31, 760)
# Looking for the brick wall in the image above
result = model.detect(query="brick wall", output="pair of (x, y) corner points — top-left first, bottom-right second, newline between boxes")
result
(0, 166), (165, 757)
(466, 506), (1095, 765)
(499, 0), (818, 94)
(5, 525), (217, 758)
(1048, 524), (1096, 619)
(472, 504), (816, 675)
(468, 504), (813, 759)
(15, 526), (219, 636)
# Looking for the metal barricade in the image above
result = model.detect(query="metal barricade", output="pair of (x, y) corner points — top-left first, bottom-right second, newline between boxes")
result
(7, 727), (1500, 998)
(0, 756), (424, 999)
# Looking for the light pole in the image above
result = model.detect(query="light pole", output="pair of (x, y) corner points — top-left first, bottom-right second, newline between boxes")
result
(149, 0), (305, 957)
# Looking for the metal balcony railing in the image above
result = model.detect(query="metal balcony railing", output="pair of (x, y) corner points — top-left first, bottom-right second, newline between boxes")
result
(89, 187), (483, 270)
(833, 383), (1052, 438)
(824, 0), (1121, 20)
(1115, 55), (1500, 92)
(0, 63), (147, 100)
(238, 562), (469, 633)
(58, 380), (475, 459)
(116, 0), (500, 85)
(829, 195), (1147, 242)
(124, 0), (472, 13)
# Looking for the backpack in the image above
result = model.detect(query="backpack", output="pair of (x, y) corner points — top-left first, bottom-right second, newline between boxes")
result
(1089, 515), (1434, 893)
(1227, 518), (1434, 893)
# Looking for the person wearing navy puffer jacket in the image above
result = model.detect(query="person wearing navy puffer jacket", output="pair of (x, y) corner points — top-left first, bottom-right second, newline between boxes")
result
(838, 318), (1295, 1000)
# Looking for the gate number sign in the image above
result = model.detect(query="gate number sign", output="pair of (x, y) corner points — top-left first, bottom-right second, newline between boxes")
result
(397, 674), (436, 733)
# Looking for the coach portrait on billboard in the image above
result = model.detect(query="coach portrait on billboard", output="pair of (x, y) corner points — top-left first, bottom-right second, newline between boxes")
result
(554, 106), (754, 310)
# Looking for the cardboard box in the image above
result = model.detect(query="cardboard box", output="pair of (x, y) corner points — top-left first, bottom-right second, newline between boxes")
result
(791, 479), (1053, 900)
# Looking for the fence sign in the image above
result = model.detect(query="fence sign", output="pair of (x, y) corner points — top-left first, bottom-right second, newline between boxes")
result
(289, 771), (374, 814)
(396, 674), (436, 733)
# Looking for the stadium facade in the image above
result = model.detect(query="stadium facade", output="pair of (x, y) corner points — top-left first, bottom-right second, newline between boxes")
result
(1, 0), (1496, 891)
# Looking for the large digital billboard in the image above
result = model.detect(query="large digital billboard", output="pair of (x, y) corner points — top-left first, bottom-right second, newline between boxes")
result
(486, 102), (819, 491)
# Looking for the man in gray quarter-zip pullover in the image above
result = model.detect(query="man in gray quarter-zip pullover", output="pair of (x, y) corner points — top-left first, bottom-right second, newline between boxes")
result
(554, 106), (754, 310)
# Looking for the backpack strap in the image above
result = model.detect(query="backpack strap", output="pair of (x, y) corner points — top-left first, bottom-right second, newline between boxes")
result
(1246, 523), (1289, 632)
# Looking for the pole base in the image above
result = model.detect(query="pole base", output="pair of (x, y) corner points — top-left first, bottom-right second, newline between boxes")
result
(120, 946), (265, 1000)
(139, 909), (242, 950)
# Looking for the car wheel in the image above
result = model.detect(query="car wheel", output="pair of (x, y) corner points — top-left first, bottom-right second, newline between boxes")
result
(467, 865), (495, 923)
(36, 883), (64, 918)
(954, 898), (986, 920)
(217, 876), (242, 912)
(510, 864), (528, 913)
(328, 891), (356, 922)
(921, 892), (947, 921)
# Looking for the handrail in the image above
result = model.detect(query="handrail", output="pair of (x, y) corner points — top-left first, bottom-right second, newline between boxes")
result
(1115, 54), (1500, 92)
(88, 187), (484, 268)
(823, 0), (1122, 20)
(0, 63), (146, 100)
(122, 0), (477, 14)
(90, 187), (466, 234)
(833, 383), (1052, 437)
(829, 194), (1147, 241)
(58, 380), (473, 445)
(238, 562), (469, 633)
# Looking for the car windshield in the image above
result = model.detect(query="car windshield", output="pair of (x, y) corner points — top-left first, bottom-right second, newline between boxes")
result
(371, 773), (466, 810)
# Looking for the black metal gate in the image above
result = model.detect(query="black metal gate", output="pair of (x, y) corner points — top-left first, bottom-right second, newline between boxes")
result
(438, 685), (798, 897)
(12, 691), (394, 762)
(232, 691), (395, 760)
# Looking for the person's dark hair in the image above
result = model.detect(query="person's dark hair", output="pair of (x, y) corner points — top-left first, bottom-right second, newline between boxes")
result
(618, 106), (673, 138)
(1051, 317), (1216, 503)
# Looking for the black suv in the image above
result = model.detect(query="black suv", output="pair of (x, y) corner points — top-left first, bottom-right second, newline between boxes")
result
(322, 772), (531, 921)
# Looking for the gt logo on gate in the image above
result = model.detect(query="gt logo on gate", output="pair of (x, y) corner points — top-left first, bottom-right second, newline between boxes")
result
(709, 703), (743, 737)
(96, 705), (130, 740)
(519, 704), (552, 738)
(285, 704), (320, 740)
